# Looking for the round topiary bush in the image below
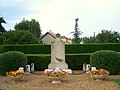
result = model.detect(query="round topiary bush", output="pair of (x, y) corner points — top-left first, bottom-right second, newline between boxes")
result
(0, 51), (28, 76)
(90, 50), (120, 75)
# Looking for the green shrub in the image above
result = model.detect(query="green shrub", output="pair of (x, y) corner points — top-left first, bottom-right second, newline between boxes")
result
(90, 50), (120, 75)
(1, 43), (120, 54)
(27, 54), (90, 70)
(27, 55), (50, 70)
(0, 51), (28, 76)
(66, 54), (90, 70)
(0, 44), (51, 54)
(65, 43), (120, 54)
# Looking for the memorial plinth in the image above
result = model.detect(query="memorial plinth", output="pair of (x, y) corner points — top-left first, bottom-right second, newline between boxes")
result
(45, 33), (72, 75)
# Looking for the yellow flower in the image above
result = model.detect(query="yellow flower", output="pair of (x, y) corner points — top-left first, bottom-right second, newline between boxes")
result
(61, 72), (65, 75)
(6, 70), (26, 77)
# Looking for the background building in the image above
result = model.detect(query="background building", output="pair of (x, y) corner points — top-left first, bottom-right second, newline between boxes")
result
(41, 30), (72, 44)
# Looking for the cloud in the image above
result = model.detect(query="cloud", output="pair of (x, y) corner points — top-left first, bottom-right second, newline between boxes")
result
(1, 0), (120, 38)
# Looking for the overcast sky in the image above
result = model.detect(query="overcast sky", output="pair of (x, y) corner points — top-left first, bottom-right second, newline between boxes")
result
(0, 0), (120, 38)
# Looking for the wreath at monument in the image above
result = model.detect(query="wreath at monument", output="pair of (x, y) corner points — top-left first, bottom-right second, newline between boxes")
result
(44, 68), (68, 79)
(44, 68), (68, 83)
(6, 70), (26, 82)
(90, 69), (110, 80)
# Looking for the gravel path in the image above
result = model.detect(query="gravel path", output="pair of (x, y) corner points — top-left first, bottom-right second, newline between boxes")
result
(0, 72), (120, 90)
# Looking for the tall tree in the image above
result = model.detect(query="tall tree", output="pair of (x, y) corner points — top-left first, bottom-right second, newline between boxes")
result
(0, 17), (6, 34)
(82, 36), (96, 43)
(71, 18), (83, 43)
(29, 19), (41, 38)
(2, 30), (39, 44)
(96, 29), (120, 43)
(82, 29), (120, 43)
(14, 18), (42, 39)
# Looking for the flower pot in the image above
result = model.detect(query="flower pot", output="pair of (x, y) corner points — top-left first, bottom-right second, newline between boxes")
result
(91, 75), (107, 80)
(90, 69), (109, 80)
(48, 77), (63, 83)
(44, 68), (68, 83)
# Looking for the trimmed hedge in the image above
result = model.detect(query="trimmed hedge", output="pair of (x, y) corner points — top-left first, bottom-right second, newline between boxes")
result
(90, 50), (120, 75)
(27, 54), (90, 70)
(0, 44), (51, 54)
(27, 55), (51, 70)
(0, 51), (28, 76)
(1, 43), (120, 54)
(65, 43), (120, 54)
(66, 54), (90, 70)
(0, 43), (120, 71)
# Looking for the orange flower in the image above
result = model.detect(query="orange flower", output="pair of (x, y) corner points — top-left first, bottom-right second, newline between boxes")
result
(6, 70), (26, 77)
(91, 69), (109, 76)
(44, 69), (67, 78)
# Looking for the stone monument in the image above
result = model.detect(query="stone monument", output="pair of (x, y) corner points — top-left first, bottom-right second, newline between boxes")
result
(45, 33), (72, 74)
(19, 67), (24, 73)
(26, 65), (30, 74)
(31, 63), (35, 72)
(48, 33), (68, 69)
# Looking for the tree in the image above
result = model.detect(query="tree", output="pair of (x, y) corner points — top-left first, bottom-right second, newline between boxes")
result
(2, 30), (39, 44)
(0, 17), (6, 34)
(71, 18), (83, 43)
(96, 29), (120, 43)
(14, 18), (42, 39)
(82, 36), (96, 43)
(82, 29), (120, 43)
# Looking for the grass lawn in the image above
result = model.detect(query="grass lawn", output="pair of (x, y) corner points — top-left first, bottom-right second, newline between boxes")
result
(115, 79), (120, 87)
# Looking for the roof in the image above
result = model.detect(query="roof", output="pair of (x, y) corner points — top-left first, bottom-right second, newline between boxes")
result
(67, 38), (72, 40)
(60, 36), (67, 39)
(40, 32), (56, 39)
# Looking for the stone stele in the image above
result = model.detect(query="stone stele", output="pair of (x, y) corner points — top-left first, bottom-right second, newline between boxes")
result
(48, 33), (68, 69)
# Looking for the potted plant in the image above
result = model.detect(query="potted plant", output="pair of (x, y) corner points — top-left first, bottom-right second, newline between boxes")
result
(44, 68), (68, 83)
(90, 69), (110, 80)
(6, 70), (26, 82)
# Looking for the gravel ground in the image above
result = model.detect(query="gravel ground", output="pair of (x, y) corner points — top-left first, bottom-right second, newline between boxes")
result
(0, 71), (120, 90)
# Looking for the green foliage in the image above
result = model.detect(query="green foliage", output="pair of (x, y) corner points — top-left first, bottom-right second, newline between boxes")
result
(1, 43), (120, 54)
(14, 18), (42, 38)
(0, 35), (3, 44)
(0, 44), (120, 71)
(27, 54), (90, 70)
(71, 18), (83, 43)
(82, 29), (120, 43)
(27, 55), (51, 70)
(96, 29), (120, 43)
(0, 44), (51, 54)
(114, 79), (120, 86)
(65, 43), (120, 54)
(90, 50), (120, 75)
(0, 51), (28, 76)
(66, 54), (90, 70)
(0, 17), (6, 35)
(82, 36), (96, 43)
(2, 30), (39, 44)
